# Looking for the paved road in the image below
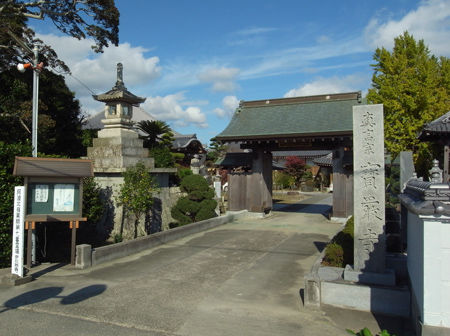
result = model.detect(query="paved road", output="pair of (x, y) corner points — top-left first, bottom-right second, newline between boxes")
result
(0, 194), (404, 335)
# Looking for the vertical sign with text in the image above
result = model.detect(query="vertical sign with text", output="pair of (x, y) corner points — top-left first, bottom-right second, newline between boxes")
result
(353, 104), (386, 273)
(11, 186), (25, 277)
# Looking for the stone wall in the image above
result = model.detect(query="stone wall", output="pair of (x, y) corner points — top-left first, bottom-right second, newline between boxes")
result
(94, 173), (182, 241)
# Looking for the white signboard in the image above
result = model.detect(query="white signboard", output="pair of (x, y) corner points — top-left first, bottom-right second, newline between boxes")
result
(35, 184), (49, 202)
(53, 184), (75, 212)
(11, 186), (25, 277)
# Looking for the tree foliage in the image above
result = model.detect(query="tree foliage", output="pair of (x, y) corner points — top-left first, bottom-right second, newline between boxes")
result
(367, 31), (450, 175)
(137, 120), (174, 149)
(0, 68), (85, 157)
(206, 137), (227, 165)
(116, 162), (159, 239)
(284, 156), (306, 186)
(0, 0), (119, 72)
(171, 174), (217, 226)
(0, 141), (29, 267)
(79, 177), (105, 246)
(149, 146), (175, 168)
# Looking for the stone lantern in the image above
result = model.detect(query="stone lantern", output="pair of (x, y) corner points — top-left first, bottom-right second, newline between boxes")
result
(88, 63), (153, 172)
(92, 62), (145, 135)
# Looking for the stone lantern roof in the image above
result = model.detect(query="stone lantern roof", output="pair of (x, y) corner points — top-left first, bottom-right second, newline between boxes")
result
(92, 63), (146, 106)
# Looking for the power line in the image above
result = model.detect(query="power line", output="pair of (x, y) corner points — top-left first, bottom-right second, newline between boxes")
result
(50, 67), (97, 96)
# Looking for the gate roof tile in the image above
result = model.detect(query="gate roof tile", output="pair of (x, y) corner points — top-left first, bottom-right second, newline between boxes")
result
(216, 92), (364, 141)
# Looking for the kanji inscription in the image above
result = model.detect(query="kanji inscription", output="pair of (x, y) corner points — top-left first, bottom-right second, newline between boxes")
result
(353, 104), (385, 273)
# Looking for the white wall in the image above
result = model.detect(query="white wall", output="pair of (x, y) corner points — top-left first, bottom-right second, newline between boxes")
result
(408, 212), (450, 327)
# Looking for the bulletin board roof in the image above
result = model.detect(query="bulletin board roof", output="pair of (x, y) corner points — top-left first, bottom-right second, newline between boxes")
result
(13, 157), (94, 178)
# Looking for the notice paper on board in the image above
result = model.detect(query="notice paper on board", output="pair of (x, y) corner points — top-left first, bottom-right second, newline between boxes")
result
(53, 184), (75, 212)
(35, 184), (49, 202)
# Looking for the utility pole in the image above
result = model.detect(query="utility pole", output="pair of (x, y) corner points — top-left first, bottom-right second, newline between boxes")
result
(32, 44), (39, 157)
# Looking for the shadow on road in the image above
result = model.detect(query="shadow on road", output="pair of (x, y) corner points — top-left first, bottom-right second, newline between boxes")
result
(0, 284), (107, 313)
(273, 202), (331, 217)
(31, 263), (66, 279)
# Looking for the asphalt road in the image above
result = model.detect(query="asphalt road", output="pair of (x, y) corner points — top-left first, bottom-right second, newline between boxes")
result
(0, 193), (402, 335)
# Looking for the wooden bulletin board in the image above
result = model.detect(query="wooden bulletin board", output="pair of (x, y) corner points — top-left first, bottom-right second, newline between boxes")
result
(26, 182), (81, 216)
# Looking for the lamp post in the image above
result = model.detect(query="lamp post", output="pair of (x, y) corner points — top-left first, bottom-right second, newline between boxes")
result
(17, 44), (42, 157)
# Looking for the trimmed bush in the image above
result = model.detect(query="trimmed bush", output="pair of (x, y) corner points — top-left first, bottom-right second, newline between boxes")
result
(322, 216), (354, 267)
(171, 175), (217, 227)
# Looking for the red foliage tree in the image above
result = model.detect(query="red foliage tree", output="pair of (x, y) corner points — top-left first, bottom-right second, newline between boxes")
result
(284, 156), (306, 185)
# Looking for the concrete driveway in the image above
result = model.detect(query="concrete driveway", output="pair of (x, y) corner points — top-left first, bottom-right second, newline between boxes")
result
(0, 193), (406, 335)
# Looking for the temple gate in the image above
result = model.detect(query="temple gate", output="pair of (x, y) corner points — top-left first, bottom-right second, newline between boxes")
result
(215, 91), (363, 218)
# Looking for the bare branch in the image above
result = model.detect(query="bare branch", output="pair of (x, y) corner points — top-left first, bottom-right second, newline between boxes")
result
(23, 12), (43, 19)
(0, 113), (31, 134)
(19, 117), (31, 134)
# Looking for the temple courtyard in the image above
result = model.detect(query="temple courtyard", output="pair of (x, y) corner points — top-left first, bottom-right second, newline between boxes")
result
(0, 194), (411, 335)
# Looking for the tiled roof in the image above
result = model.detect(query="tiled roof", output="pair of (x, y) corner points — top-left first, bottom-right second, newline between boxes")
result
(313, 153), (333, 167)
(418, 111), (450, 141)
(172, 134), (204, 151)
(216, 92), (363, 141)
(93, 86), (145, 105)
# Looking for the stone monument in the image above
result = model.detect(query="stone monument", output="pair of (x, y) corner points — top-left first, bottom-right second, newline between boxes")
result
(346, 104), (394, 285)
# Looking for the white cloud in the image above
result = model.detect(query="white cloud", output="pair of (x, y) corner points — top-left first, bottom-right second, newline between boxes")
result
(240, 37), (367, 80)
(236, 27), (277, 36)
(37, 33), (161, 114)
(284, 74), (369, 97)
(214, 95), (240, 118)
(198, 67), (240, 92)
(316, 35), (331, 44)
(228, 27), (278, 47)
(364, 0), (450, 56)
(142, 92), (208, 128)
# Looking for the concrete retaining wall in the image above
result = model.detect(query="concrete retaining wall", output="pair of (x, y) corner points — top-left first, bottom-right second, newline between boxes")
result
(304, 254), (411, 317)
(77, 211), (250, 268)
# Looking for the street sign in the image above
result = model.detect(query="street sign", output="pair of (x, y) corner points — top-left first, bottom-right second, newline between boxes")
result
(12, 186), (25, 277)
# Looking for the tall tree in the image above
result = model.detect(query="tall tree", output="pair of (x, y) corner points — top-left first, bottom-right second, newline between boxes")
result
(0, 68), (85, 157)
(367, 31), (450, 175)
(0, 0), (119, 72)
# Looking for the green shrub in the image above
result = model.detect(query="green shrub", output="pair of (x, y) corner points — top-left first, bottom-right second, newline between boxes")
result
(347, 327), (395, 336)
(178, 167), (193, 180)
(150, 146), (175, 168)
(171, 175), (217, 227)
(78, 177), (105, 246)
(322, 243), (344, 266)
(322, 216), (354, 267)
(274, 171), (295, 189)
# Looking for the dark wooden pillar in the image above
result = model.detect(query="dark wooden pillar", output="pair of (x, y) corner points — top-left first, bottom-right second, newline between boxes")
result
(332, 147), (353, 218)
(70, 221), (78, 266)
(229, 172), (249, 211)
(248, 149), (272, 212)
(26, 221), (34, 270)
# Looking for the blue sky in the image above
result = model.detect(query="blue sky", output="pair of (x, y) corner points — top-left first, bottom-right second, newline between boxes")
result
(34, 0), (450, 145)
